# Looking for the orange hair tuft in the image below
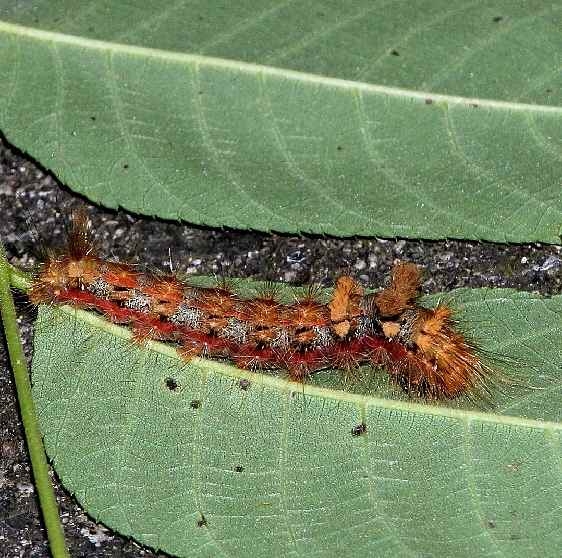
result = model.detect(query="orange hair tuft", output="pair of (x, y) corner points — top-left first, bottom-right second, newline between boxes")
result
(375, 262), (421, 317)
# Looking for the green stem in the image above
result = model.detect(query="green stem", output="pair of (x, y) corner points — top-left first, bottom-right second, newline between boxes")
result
(8, 263), (33, 291)
(0, 243), (70, 558)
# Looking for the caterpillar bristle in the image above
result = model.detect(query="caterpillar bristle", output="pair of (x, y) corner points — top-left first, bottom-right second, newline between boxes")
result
(330, 343), (363, 376)
(256, 281), (282, 302)
(214, 276), (239, 294)
(64, 208), (98, 260)
(291, 282), (326, 305)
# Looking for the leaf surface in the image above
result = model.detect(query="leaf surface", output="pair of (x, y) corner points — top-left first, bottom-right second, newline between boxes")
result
(0, 1), (561, 241)
(32, 284), (562, 557)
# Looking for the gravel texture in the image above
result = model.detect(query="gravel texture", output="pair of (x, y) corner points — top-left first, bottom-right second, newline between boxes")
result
(1, 136), (561, 557)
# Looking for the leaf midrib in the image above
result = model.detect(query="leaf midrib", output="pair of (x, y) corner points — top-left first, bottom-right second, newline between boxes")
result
(1, 19), (561, 115)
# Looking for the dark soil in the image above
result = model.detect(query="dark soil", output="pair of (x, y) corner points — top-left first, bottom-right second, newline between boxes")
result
(1, 137), (561, 557)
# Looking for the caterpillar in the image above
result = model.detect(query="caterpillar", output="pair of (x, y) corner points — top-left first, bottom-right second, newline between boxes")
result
(29, 212), (493, 400)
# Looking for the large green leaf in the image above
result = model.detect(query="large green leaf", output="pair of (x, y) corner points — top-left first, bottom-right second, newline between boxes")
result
(32, 283), (562, 558)
(1, 1), (561, 241)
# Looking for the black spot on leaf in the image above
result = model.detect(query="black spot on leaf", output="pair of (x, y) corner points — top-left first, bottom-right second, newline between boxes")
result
(165, 377), (179, 391)
(238, 378), (251, 391)
(351, 423), (367, 437)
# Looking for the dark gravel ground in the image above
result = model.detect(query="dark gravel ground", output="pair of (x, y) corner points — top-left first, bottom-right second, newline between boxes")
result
(1, 136), (561, 557)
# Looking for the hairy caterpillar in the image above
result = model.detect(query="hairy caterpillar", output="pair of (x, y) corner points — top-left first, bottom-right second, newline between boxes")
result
(29, 213), (493, 400)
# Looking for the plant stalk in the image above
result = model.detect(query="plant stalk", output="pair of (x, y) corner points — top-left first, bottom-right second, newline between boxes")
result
(0, 242), (70, 558)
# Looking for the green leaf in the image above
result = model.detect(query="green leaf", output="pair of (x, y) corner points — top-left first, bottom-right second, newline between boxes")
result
(1, 1), (561, 242)
(32, 284), (562, 558)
